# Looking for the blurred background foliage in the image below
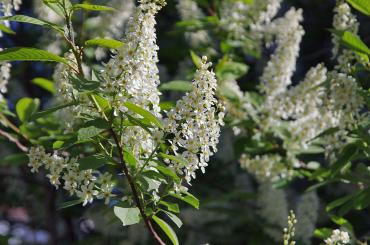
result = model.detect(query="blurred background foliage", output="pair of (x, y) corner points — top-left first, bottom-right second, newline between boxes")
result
(0, 0), (369, 244)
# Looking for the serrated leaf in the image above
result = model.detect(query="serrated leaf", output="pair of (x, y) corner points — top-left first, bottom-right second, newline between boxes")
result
(159, 201), (180, 213)
(57, 199), (82, 210)
(123, 101), (163, 129)
(32, 77), (56, 94)
(0, 15), (63, 32)
(85, 38), (124, 49)
(347, 0), (370, 16)
(152, 215), (179, 245)
(159, 80), (192, 92)
(170, 191), (199, 209)
(0, 47), (68, 64)
(74, 3), (115, 11)
(30, 101), (78, 120)
(0, 23), (15, 35)
(162, 211), (182, 228)
(114, 207), (140, 226)
(16, 97), (40, 122)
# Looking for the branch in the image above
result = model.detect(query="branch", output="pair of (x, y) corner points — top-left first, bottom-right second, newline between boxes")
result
(0, 129), (28, 152)
(110, 128), (165, 245)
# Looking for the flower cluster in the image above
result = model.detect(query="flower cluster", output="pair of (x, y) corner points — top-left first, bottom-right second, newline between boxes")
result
(0, 49), (11, 100)
(250, 0), (282, 34)
(0, 0), (21, 37)
(219, 0), (250, 40)
(240, 154), (294, 182)
(260, 8), (304, 113)
(332, 2), (359, 72)
(27, 146), (115, 206)
(163, 56), (224, 183)
(102, 0), (164, 166)
(176, 0), (211, 47)
(283, 210), (297, 245)
(324, 229), (350, 245)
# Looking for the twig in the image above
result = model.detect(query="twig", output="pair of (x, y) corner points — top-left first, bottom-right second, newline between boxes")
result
(110, 128), (165, 245)
(0, 128), (28, 152)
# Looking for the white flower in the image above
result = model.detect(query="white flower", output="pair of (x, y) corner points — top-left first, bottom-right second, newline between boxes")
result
(102, 0), (164, 167)
(164, 56), (224, 183)
(332, 2), (359, 73)
(97, 183), (115, 205)
(250, 0), (282, 35)
(0, 48), (11, 100)
(78, 183), (99, 206)
(220, 0), (250, 40)
(260, 8), (304, 114)
(324, 229), (350, 245)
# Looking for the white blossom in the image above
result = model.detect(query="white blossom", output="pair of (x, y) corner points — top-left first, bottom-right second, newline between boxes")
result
(250, 0), (282, 34)
(164, 56), (224, 183)
(220, 0), (250, 40)
(102, 0), (164, 166)
(324, 229), (350, 245)
(332, 2), (359, 72)
(0, 49), (11, 100)
(260, 8), (304, 113)
(27, 146), (116, 206)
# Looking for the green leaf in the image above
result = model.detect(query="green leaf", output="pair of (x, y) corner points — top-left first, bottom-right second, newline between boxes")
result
(57, 199), (82, 210)
(79, 155), (112, 170)
(78, 126), (105, 141)
(314, 228), (332, 239)
(159, 153), (188, 167)
(0, 23), (15, 35)
(156, 165), (180, 183)
(123, 148), (137, 169)
(53, 140), (65, 149)
(30, 101), (78, 120)
(341, 31), (370, 55)
(143, 176), (161, 192)
(122, 101), (163, 129)
(2, 153), (28, 166)
(190, 50), (202, 68)
(43, 0), (73, 17)
(85, 38), (124, 49)
(159, 201), (180, 213)
(74, 3), (115, 11)
(16, 97), (40, 122)
(347, 0), (370, 16)
(331, 142), (358, 176)
(170, 191), (199, 209)
(326, 193), (355, 212)
(70, 76), (100, 92)
(159, 80), (192, 92)
(162, 211), (182, 228)
(216, 60), (249, 81)
(91, 94), (111, 113)
(0, 15), (63, 33)
(152, 215), (179, 245)
(31, 77), (56, 94)
(114, 207), (140, 226)
(0, 47), (68, 64)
